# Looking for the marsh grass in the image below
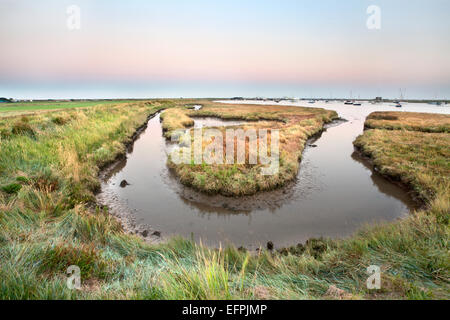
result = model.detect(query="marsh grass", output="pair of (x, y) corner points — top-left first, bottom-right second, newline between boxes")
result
(0, 101), (448, 300)
(163, 101), (338, 196)
(352, 115), (449, 298)
(160, 108), (195, 138)
(0, 100), (140, 116)
(365, 111), (450, 133)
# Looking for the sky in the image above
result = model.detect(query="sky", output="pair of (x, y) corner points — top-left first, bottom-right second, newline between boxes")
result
(1, 0), (449, 99)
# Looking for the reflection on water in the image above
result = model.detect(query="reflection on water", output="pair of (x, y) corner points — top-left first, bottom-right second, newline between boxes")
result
(350, 151), (417, 206)
(98, 102), (449, 248)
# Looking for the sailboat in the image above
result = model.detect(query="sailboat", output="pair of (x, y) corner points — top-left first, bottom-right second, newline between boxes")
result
(345, 90), (355, 105)
(395, 89), (403, 107)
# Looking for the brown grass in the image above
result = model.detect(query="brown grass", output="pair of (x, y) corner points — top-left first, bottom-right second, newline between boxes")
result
(365, 111), (450, 133)
(163, 100), (338, 196)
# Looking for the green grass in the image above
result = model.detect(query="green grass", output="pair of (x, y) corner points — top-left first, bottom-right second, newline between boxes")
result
(0, 100), (140, 116)
(352, 118), (449, 298)
(0, 101), (448, 300)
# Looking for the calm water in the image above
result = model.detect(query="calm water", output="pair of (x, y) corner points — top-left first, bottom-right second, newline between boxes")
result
(98, 101), (449, 248)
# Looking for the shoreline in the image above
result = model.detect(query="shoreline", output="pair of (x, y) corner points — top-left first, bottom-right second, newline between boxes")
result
(352, 144), (426, 210)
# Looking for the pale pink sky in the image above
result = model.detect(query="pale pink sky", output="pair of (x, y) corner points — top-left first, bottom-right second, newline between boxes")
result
(1, 0), (449, 98)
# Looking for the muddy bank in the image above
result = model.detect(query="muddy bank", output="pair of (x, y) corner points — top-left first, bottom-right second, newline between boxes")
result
(352, 144), (426, 208)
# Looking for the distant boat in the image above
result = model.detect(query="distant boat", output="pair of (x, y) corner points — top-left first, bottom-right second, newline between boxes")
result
(395, 102), (402, 108)
(344, 100), (353, 105)
(308, 100), (315, 104)
(353, 101), (362, 106)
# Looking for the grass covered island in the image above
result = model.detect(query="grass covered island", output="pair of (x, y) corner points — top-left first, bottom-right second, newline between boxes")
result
(161, 100), (338, 196)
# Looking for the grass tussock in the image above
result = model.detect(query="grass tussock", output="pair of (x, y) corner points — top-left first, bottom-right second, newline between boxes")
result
(365, 111), (450, 133)
(39, 243), (108, 280)
(0, 100), (448, 300)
